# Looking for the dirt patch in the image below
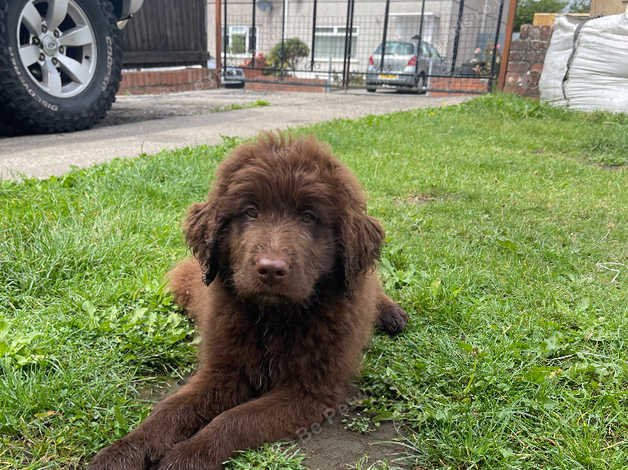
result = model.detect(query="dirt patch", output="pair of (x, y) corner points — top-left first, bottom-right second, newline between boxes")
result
(299, 415), (408, 469)
(138, 379), (409, 469)
(136, 376), (184, 403)
(394, 193), (441, 206)
(599, 163), (625, 171)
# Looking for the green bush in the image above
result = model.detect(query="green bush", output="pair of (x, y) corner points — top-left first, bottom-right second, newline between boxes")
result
(267, 38), (309, 75)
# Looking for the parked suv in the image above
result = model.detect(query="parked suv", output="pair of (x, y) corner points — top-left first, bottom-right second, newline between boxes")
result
(366, 39), (445, 93)
(0, 0), (144, 133)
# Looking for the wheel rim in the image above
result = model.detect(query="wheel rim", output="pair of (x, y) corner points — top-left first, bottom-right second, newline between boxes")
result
(16, 0), (98, 98)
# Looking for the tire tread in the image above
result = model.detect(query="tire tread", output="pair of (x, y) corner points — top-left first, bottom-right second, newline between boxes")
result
(0, 0), (122, 133)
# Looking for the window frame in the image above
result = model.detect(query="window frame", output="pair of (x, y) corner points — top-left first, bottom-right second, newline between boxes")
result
(225, 25), (256, 58)
(313, 25), (359, 61)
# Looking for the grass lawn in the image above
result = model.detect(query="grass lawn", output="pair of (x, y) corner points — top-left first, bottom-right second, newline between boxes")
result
(0, 95), (626, 469)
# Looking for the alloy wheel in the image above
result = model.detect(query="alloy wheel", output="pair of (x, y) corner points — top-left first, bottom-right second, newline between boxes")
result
(16, 0), (97, 98)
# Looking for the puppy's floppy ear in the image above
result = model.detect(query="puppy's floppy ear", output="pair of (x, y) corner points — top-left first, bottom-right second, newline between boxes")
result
(339, 211), (384, 290)
(184, 201), (223, 285)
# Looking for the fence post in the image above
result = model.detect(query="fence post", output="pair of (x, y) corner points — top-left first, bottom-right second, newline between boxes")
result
(342, 0), (351, 89)
(347, 0), (355, 88)
(413, 0), (427, 89)
(498, 0), (518, 90)
(342, 0), (355, 89)
(426, 56), (433, 95)
(327, 56), (332, 91)
(450, 0), (465, 74)
(215, 0), (222, 87)
(311, 0), (318, 71)
(251, 0), (256, 66)
(488, 0), (506, 91)
(201, 0), (209, 65)
(223, 0), (228, 78)
(280, 0), (286, 80)
(379, 0), (390, 73)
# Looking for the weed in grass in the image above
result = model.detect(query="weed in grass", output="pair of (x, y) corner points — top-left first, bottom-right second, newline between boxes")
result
(225, 442), (306, 470)
(342, 413), (380, 434)
(0, 318), (46, 368)
(349, 455), (403, 470)
(582, 131), (628, 167)
(211, 100), (271, 113)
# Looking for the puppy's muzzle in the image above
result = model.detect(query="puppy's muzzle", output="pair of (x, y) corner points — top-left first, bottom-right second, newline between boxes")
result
(256, 256), (289, 285)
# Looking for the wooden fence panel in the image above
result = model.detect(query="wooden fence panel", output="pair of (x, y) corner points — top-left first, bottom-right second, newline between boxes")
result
(122, 0), (208, 67)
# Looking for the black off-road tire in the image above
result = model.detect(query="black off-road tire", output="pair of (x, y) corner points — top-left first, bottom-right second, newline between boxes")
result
(0, 0), (122, 133)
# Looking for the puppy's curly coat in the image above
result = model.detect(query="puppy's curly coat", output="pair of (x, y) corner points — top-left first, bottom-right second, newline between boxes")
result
(89, 134), (408, 470)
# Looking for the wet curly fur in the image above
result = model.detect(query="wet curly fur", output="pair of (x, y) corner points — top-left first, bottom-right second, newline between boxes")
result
(89, 134), (408, 470)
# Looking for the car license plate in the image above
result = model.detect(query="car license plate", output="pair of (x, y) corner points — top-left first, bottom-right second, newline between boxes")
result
(379, 74), (396, 79)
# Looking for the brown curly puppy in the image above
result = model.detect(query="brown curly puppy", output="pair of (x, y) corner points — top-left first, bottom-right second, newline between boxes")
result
(89, 133), (408, 470)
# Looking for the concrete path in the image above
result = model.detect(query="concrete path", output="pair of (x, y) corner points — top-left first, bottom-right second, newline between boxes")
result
(0, 89), (468, 180)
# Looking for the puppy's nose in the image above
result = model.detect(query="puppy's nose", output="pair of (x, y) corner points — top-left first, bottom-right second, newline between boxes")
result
(256, 256), (288, 284)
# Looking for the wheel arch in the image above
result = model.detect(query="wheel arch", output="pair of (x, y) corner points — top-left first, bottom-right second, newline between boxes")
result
(109, 0), (123, 19)
(109, 0), (144, 20)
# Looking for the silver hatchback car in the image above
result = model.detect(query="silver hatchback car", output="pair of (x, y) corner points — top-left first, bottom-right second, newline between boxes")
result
(366, 40), (445, 92)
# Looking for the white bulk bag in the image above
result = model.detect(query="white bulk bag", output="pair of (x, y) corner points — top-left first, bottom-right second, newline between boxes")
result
(540, 7), (628, 113)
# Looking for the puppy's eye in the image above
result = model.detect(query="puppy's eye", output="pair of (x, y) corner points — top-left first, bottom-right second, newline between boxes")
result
(301, 211), (317, 224)
(244, 207), (258, 219)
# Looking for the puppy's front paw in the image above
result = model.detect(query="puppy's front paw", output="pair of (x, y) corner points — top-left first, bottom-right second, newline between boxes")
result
(376, 301), (409, 335)
(157, 439), (221, 470)
(88, 436), (156, 470)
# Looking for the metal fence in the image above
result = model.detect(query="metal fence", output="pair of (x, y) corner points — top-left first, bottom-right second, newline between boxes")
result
(212, 0), (508, 92)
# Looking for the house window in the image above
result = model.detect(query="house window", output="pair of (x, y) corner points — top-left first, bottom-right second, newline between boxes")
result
(226, 25), (255, 56)
(314, 26), (358, 60)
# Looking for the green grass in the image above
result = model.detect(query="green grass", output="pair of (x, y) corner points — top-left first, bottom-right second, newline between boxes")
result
(351, 456), (403, 470)
(0, 94), (626, 469)
(212, 99), (271, 113)
(225, 443), (306, 470)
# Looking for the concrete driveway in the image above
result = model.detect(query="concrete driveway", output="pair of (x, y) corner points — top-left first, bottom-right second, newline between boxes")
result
(0, 89), (468, 180)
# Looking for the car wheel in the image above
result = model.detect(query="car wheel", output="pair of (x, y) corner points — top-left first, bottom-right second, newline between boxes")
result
(366, 87), (376, 93)
(0, 0), (122, 133)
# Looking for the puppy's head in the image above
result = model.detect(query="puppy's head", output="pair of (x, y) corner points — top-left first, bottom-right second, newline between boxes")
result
(184, 133), (383, 305)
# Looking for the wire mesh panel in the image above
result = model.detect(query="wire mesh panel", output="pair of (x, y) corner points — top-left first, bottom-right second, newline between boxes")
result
(210, 0), (507, 92)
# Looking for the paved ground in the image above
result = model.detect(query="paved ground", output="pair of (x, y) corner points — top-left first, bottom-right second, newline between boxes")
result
(0, 89), (467, 180)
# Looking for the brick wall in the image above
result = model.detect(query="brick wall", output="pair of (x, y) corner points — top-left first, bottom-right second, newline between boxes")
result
(119, 68), (217, 95)
(244, 69), (489, 95)
(428, 77), (490, 96)
(504, 25), (554, 98)
(243, 69), (326, 93)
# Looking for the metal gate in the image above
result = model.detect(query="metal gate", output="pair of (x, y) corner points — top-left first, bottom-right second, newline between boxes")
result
(212, 0), (507, 93)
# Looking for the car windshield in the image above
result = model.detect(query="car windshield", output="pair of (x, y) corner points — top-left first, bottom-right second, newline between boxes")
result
(374, 42), (415, 56)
